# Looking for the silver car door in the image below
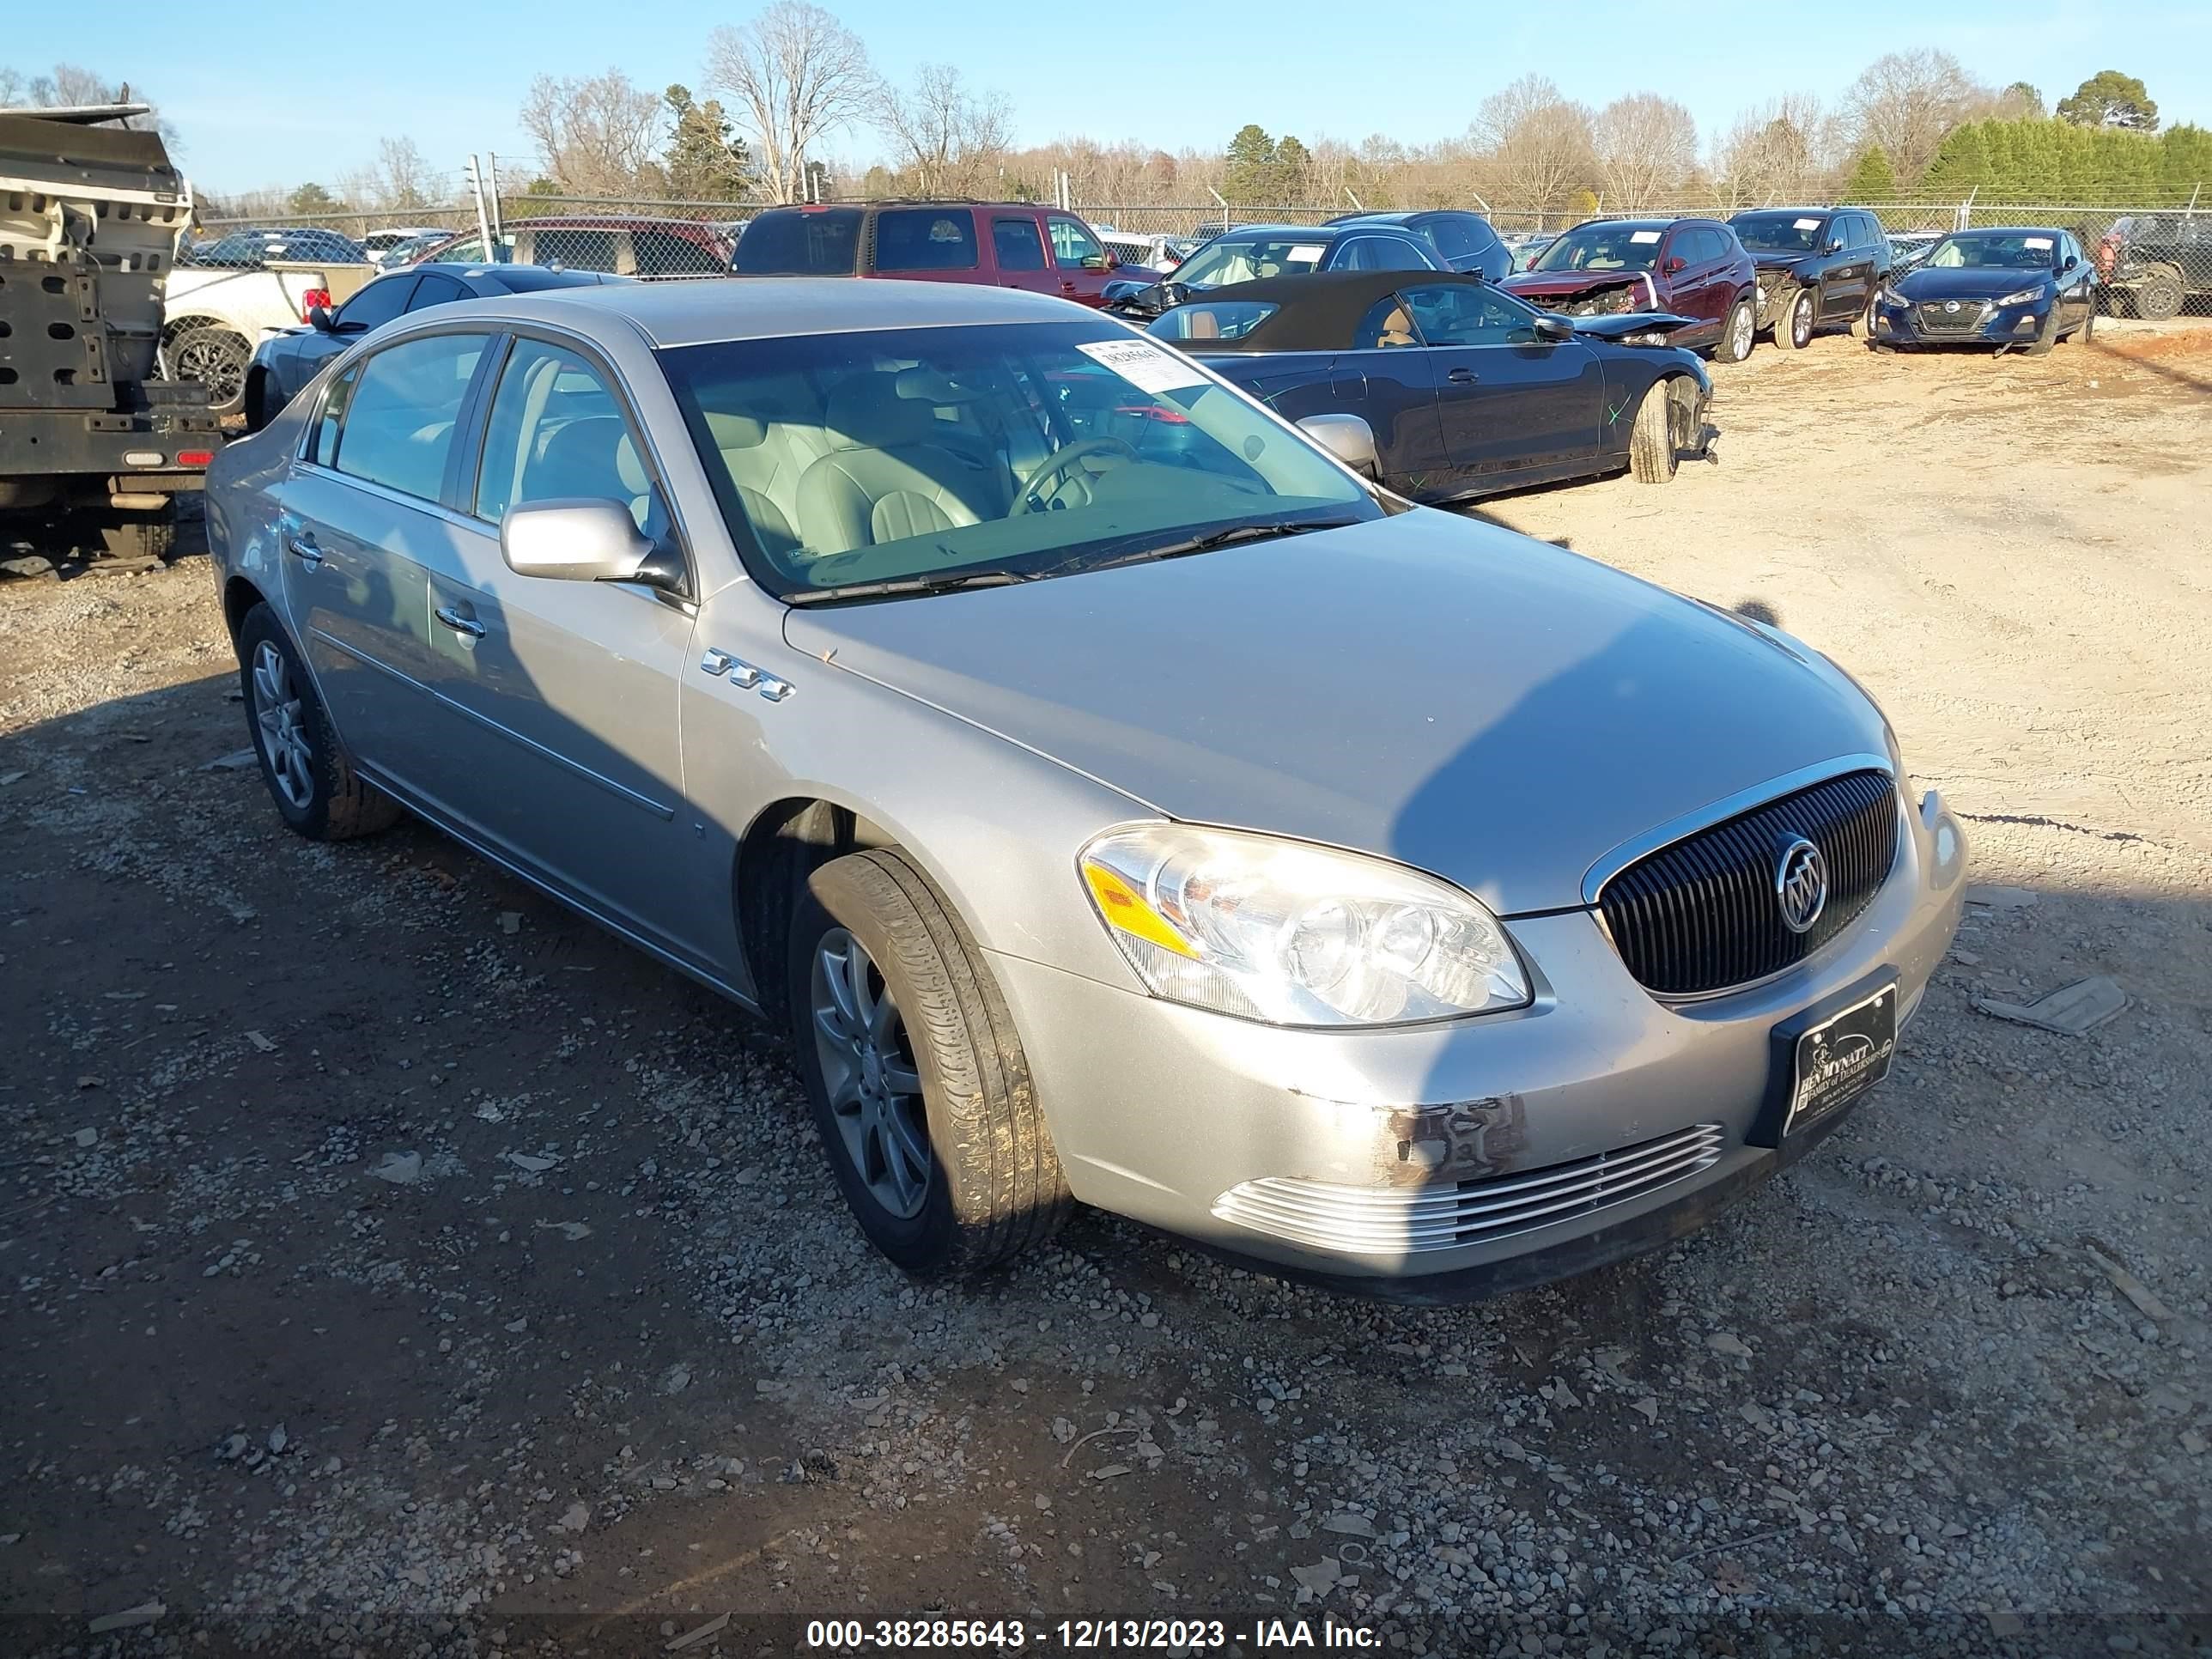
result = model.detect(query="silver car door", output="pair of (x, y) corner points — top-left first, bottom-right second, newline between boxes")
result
(412, 331), (711, 966)
(277, 330), (494, 802)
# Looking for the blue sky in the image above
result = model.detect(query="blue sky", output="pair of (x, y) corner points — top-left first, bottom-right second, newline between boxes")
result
(10, 0), (2208, 197)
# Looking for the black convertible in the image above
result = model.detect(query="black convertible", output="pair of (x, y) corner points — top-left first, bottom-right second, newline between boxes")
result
(1147, 270), (1717, 503)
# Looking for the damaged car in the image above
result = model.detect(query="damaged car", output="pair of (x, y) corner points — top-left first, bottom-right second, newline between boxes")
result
(1727, 208), (1891, 351)
(1869, 228), (2099, 355)
(1146, 270), (1717, 501)
(1105, 222), (1445, 320)
(1502, 217), (1759, 363)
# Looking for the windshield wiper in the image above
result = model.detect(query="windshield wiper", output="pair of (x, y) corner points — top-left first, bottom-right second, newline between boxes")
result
(783, 568), (1031, 605)
(1054, 517), (1366, 578)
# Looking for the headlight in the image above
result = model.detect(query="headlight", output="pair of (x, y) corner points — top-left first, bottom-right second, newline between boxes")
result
(1877, 285), (1906, 307)
(1996, 287), (2043, 307)
(1079, 824), (1530, 1027)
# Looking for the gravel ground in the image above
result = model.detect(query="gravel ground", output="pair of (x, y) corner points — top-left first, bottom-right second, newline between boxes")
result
(2, 319), (2208, 1659)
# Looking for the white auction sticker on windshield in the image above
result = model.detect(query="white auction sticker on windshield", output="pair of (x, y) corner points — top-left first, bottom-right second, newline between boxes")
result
(1795, 217), (1822, 229)
(1078, 337), (1209, 393)
(2023, 236), (2053, 249)
(1287, 244), (1325, 263)
(1630, 230), (1662, 244)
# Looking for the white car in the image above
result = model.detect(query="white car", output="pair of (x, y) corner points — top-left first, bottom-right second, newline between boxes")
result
(164, 229), (375, 416)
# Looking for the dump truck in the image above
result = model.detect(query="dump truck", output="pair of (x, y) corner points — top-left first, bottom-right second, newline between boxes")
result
(0, 102), (220, 563)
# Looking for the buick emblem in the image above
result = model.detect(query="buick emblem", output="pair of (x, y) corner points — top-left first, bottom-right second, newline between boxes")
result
(1943, 300), (1961, 313)
(1775, 839), (1829, 934)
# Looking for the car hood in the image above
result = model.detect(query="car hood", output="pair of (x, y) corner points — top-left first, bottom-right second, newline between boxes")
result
(1895, 265), (2051, 301)
(783, 514), (1887, 914)
(1501, 270), (1653, 301)
(1749, 251), (1815, 275)
(1567, 310), (1700, 343)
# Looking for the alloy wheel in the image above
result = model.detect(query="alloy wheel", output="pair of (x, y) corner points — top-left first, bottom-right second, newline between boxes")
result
(170, 336), (246, 407)
(811, 927), (932, 1219)
(250, 641), (315, 811)
(1791, 293), (1814, 348)
(1733, 306), (1754, 359)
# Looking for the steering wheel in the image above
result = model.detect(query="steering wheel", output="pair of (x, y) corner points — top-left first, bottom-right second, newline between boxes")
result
(1014, 437), (1139, 514)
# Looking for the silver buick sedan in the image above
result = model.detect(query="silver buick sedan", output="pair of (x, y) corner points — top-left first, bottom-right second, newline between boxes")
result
(204, 279), (1966, 1299)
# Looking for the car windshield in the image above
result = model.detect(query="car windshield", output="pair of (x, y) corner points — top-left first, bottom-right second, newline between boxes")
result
(1146, 301), (1279, 343)
(659, 320), (1377, 602)
(1731, 213), (1831, 252)
(733, 208), (865, 275)
(1170, 234), (1333, 288)
(1530, 225), (1665, 273)
(1925, 234), (2058, 270)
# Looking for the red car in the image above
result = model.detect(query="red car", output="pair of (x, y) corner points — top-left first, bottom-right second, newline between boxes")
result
(731, 202), (1153, 307)
(413, 216), (733, 280)
(1502, 217), (1760, 362)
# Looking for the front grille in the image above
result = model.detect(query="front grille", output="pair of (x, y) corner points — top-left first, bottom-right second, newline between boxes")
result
(1213, 1122), (1725, 1255)
(1598, 769), (1899, 996)
(1915, 301), (1989, 335)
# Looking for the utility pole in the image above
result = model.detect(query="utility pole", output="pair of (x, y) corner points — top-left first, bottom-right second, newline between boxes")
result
(464, 155), (494, 258)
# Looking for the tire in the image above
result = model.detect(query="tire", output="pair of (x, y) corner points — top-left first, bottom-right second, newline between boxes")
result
(1853, 295), (1879, 339)
(1714, 297), (1757, 363)
(1628, 381), (1679, 483)
(2079, 302), (2096, 343)
(95, 514), (175, 563)
(2131, 264), (2185, 322)
(165, 326), (252, 418)
(1771, 288), (1812, 352)
(787, 848), (1072, 1279)
(2024, 307), (2058, 356)
(234, 603), (401, 842)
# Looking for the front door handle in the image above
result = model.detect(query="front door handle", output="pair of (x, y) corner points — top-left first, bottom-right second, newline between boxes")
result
(286, 535), (324, 568)
(434, 604), (486, 640)
(1447, 366), (1479, 384)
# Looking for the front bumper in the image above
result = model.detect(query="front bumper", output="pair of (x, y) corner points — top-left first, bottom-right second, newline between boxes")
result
(1872, 294), (2051, 346)
(994, 787), (1967, 1299)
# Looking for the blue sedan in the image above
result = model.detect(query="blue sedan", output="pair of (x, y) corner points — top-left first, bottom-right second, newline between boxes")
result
(1870, 228), (2098, 356)
(242, 263), (630, 431)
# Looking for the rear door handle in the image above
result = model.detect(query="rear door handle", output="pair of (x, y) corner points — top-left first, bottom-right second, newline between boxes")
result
(434, 604), (486, 640)
(1447, 367), (1479, 384)
(286, 535), (324, 568)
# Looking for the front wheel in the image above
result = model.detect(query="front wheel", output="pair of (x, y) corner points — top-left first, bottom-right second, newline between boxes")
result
(1771, 289), (1812, 352)
(1628, 382), (1680, 483)
(234, 604), (401, 841)
(787, 848), (1071, 1279)
(2024, 307), (2058, 356)
(1714, 297), (1757, 363)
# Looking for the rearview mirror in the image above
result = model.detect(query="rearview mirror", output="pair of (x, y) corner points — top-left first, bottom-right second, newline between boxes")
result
(1533, 313), (1577, 342)
(501, 498), (664, 585)
(1297, 413), (1380, 480)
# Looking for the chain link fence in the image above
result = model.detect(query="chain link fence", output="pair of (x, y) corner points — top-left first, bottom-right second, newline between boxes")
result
(195, 189), (2207, 314)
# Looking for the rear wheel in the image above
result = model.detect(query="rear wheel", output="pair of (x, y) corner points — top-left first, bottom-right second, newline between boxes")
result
(165, 326), (252, 417)
(2131, 264), (2185, 322)
(786, 848), (1071, 1279)
(1628, 382), (1680, 483)
(1714, 297), (1757, 363)
(234, 604), (401, 842)
(2078, 301), (2096, 343)
(95, 511), (175, 564)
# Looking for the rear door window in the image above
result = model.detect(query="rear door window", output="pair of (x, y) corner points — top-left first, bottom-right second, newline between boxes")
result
(326, 332), (488, 502)
(992, 217), (1048, 271)
(1334, 235), (1432, 272)
(1425, 217), (1483, 264)
(336, 276), (417, 332)
(875, 209), (980, 272)
(734, 208), (863, 275)
(407, 273), (471, 310)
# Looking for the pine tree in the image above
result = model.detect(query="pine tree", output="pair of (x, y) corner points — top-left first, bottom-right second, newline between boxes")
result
(1272, 135), (1313, 204)
(1841, 147), (1898, 201)
(1224, 125), (1277, 203)
(1921, 124), (1993, 197)
(664, 84), (753, 201)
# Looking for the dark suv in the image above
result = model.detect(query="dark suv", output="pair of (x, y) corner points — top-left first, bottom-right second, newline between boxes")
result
(1728, 208), (1892, 350)
(1501, 218), (1760, 362)
(1322, 210), (1510, 279)
(2092, 213), (2210, 320)
(731, 203), (1141, 307)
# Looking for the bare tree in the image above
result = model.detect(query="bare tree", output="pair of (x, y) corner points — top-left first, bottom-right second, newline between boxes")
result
(1844, 50), (1984, 185)
(1473, 76), (1595, 214)
(708, 2), (876, 204)
(520, 69), (665, 196)
(873, 64), (1012, 198)
(1712, 94), (1833, 208)
(1592, 94), (1698, 210)
(374, 136), (438, 210)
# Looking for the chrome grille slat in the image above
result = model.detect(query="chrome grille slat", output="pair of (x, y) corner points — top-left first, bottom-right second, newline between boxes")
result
(1914, 301), (1989, 335)
(1598, 769), (1899, 996)
(1212, 1123), (1725, 1255)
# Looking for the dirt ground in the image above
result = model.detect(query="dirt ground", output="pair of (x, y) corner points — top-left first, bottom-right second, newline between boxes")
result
(3, 319), (2209, 1659)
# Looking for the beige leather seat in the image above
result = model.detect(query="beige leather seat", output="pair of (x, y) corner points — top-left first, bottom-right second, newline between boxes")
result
(703, 411), (809, 558)
(531, 416), (663, 535)
(1184, 309), (1221, 339)
(1376, 305), (1418, 348)
(795, 377), (1007, 557)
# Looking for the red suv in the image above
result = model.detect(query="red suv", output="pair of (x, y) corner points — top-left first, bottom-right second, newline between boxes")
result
(1501, 217), (1760, 362)
(731, 202), (1149, 307)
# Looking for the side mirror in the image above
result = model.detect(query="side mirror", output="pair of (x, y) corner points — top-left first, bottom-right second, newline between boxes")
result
(1297, 413), (1380, 480)
(501, 498), (662, 585)
(2063, 252), (2079, 270)
(1532, 313), (1577, 343)
(1662, 255), (1686, 275)
(307, 306), (337, 333)
(1826, 237), (1844, 254)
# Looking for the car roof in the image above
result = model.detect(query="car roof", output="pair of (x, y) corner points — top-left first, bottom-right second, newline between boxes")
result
(1154, 269), (1497, 352)
(416, 276), (1104, 348)
(1729, 206), (1838, 217)
(1942, 225), (2066, 236)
